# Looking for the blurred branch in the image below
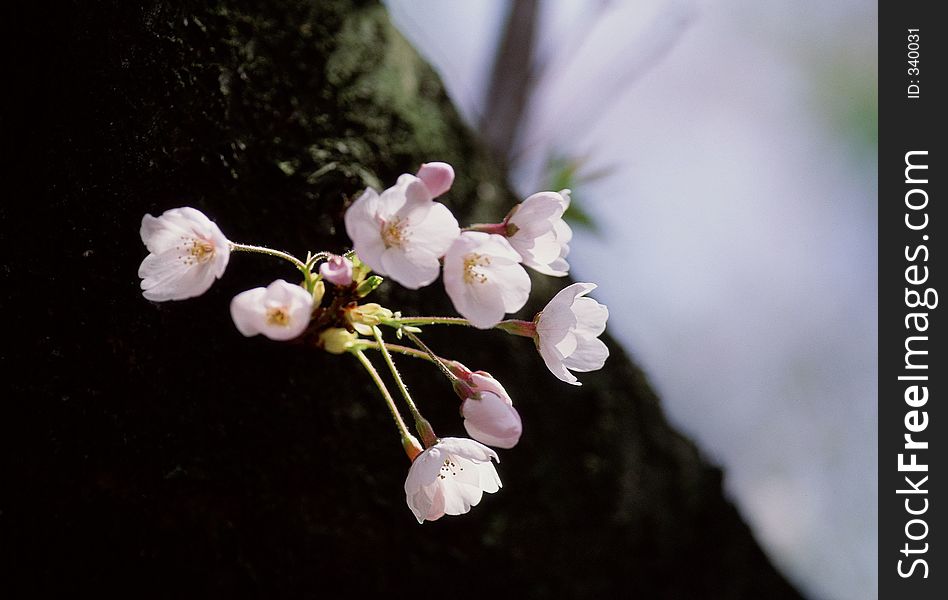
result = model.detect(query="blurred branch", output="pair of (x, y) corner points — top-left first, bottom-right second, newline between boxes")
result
(479, 0), (539, 167)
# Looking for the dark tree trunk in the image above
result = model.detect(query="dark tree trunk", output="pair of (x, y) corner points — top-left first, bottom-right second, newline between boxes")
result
(4, 1), (802, 598)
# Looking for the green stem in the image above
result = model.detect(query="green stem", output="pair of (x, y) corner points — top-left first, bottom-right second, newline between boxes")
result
(352, 349), (411, 442)
(230, 242), (309, 272)
(230, 243), (329, 293)
(363, 342), (434, 363)
(402, 330), (464, 388)
(370, 327), (423, 423)
(389, 316), (472, 327)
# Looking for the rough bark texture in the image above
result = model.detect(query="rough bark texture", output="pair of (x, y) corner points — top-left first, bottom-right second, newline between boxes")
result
(5, 1), (802, 598)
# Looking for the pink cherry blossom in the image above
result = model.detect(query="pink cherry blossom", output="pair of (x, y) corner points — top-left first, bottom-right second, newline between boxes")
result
(344, 174), (459, 289)
(534, 282), (609, 386)
(404, 437), (501, 523)
(442, 231), (531, 329)
(230, 279), (314, 341)
(138, 207), (230, 301)
(505, 189), (573, 276)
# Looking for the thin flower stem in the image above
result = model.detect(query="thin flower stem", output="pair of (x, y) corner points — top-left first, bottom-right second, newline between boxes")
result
(389, 316), (472, 327)
(363, 342), (434, 363)
(370, 327), (425, 424)
(231, 244), (331, 293)
(230, 242), (310, 272)
(402, 330), (463, 387)
(352, 349), (412, 442)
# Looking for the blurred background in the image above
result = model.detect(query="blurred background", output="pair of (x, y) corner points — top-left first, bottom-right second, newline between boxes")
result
(384, 1), (877, 599)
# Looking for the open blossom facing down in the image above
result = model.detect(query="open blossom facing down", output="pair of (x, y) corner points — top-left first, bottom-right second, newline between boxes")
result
(443, 231), (531, 329)
(505, 189), (573, 276)
(344, 174), (460, 290)
(459, 372), (522, 449)
(138, 207), (230, 301)
(535, 283), (609, 386)
(230, 279), (314, 341)
(404, 437), (501, 523)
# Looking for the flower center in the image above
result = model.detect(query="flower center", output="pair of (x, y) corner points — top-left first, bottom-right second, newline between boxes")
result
(438, 457), (464, 480)
(462, 253), (491, 284)
(381, 217), (408, 248)
(191, 238), (216, 262)
(266, 306), (291, 327)
(178, 236), (217, 266)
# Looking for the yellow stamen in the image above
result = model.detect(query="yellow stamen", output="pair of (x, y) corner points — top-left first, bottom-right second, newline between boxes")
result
(266, 307), (291, 327)
(463, 253), (491, 284)
(189, 239), (216, 263)
(381, 218), (407, 248)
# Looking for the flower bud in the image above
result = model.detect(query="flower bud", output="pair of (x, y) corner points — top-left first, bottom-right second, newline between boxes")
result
(345, 303), (394, 335)
(319, 254), (354, 286)
(416, 161), (455, 198)
(458, 372), (522, 449)
(319, 327), (359, 354)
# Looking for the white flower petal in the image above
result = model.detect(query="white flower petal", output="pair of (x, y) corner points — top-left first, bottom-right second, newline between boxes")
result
(435, 437), (499, 464)
(405, 445), (446, 490)
(477, 234), (523, 264)
(380, 247), (440, 290)
(476, 460), (503, 494)
(449, 276), (506, 329)
(535, 300), (577, 346)
(572, 296), (609, 337)
(554, 218), (573, 245)
(140, 213), (189, 254)
(538, 338), (580, 386)
(509, 191), (565, 238)
(490, 263), (531, 314)
(440, 478), (478, 516)
(410, 202), (460, 257)
(534, 257), (570, 277)
(344, 188), (387, 270)
(562, 336), (610, 373)
(392, 176), (435, 224)
(229, 287), (268, 337)
(377, 176), (414, 217)
(552, 282), (596, 305)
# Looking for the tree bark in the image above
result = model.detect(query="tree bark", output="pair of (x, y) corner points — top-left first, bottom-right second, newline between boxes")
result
(4, 1), (802, 597)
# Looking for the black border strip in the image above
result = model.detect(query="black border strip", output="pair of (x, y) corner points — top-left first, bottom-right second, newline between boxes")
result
(879, 1), (943, 596)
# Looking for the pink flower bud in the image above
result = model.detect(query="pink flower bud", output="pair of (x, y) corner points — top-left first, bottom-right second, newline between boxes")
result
(416, 161), (455, 198)
(459, 372), (522, 449)
(319, 254), (354, 286)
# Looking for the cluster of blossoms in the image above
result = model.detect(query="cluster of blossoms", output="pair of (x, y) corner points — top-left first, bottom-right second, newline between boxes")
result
(138, 162), (609, 523)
